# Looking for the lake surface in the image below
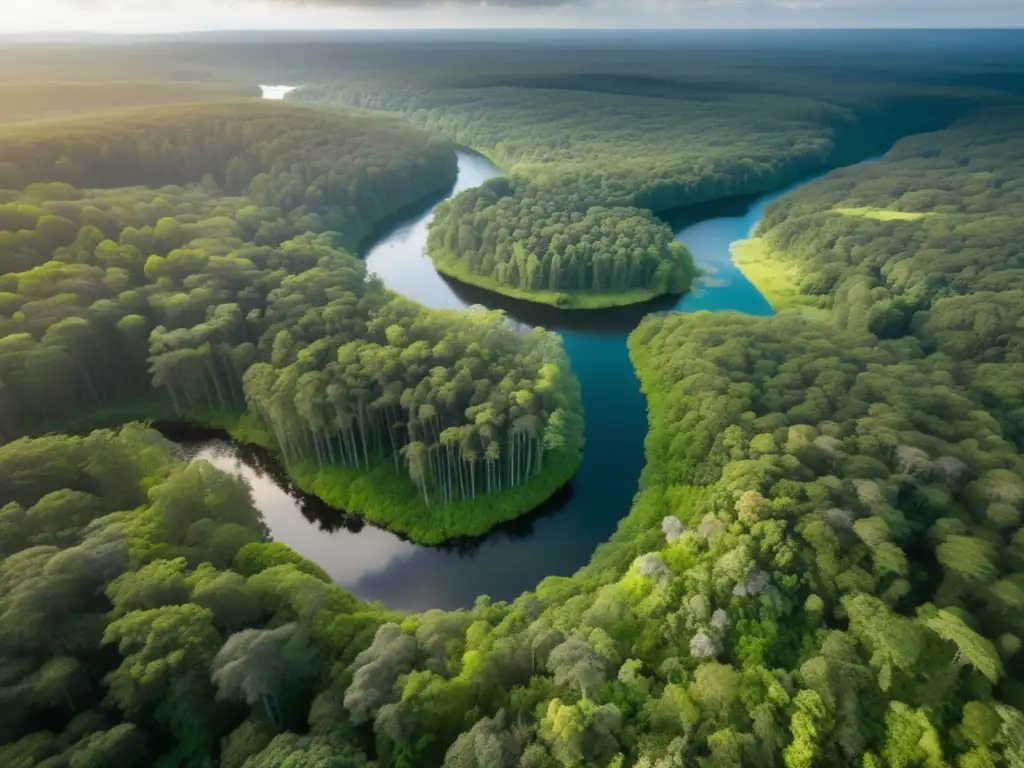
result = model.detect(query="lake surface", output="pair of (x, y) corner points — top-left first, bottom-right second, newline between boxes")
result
(180, 123), (865, 610)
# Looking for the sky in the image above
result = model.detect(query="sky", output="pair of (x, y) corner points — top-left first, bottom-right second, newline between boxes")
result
(6, 0), (1024, 33)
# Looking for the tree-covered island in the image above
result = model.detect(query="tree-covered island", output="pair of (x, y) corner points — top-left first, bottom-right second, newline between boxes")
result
(427, 177), (697, 309)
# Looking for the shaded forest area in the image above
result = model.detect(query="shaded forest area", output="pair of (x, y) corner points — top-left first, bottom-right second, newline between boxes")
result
(0, 100), (584, 541)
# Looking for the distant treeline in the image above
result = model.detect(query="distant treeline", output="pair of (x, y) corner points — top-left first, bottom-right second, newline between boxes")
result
(299, 70), (981, 305)
(0, 100), (455, 249)
(0, 82), (258, 124)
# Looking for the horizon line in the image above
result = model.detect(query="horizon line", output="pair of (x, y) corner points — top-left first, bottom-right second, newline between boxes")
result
(3, 26), (1024, 37)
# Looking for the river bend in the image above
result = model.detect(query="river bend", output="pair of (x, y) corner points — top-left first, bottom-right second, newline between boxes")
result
(179, 130), (861, 610)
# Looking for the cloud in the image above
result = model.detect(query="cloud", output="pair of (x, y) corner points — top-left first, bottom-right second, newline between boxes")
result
(56, 0), (1024, 8)
(10, 0), (1024, 32)
(265, 0), (1024, 25)
(254, 0), (1022, 8)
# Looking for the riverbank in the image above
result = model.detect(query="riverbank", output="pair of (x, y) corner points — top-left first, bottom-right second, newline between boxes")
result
(433, 258), (671, 309)
(729, 237), (828, 318)
(228, 413), (583, 545)
(20, 145), (899, 610)
(23, 401), (582, 546)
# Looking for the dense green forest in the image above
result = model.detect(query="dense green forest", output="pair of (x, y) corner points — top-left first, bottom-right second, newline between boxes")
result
(742, 108), (1024, 447)
(3, 30), (1024, 768)
(296, 74), (968, 210)
(0, 101), (583, 540)
(270, 59), (1023, 768)
(0, 424), (395, 767)
(0, 100), (454, 245)
(298, 63), (981, 307)
(427, 177), (697, 308)
(239, 289), (582, 541)
(622, 310), (1024, 768)
(8, 311), (1023, 766)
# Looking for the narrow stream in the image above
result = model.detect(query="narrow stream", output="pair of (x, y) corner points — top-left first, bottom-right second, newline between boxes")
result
(180, 100), (871, 610)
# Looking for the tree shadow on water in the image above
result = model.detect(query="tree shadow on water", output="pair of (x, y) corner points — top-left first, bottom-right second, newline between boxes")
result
(441, 275), (681, 335)
(157, 420), (577, 557)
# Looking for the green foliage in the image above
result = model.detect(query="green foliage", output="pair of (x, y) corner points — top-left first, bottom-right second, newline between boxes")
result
(4, 32), (1024, 768)
(428, 180), (696, 307)
(0, 425), (391, 765)
(66, 723), (148, 768)
(234, 542), (332, 582)
(0, 101), (454, 240)
(298, 62), (958, 215)
(288, 429), (582, 543)
(0, 101), (457, 442)
(750, 109), (1024, 446)
(242, 732), (375, 767)
(220, 720), (277, 768)
(299, 55), (977, 308)
(211, 624), (316, 729)
(610, 306), (1024, 767)
(241, 289), (584, 539)
(0, 98), (582, 540)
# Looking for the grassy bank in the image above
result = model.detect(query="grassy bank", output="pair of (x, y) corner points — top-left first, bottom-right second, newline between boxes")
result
(434, 259), (669, 309)
(290, 449), (581, 544)
(24, 404), (582, 546)
(230, 413), (583, 544)
(730, 237), (828, 318)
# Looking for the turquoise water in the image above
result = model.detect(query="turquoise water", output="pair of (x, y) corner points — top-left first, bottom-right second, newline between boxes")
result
(185, 152), (858, 611)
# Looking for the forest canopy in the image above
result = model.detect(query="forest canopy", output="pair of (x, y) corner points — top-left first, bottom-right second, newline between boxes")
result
(3, 31), (1024, 768)
(427, 177), (697, 308)
(0, 100), (456, 250)
(298, 62), (980, 308)
(743, 108), (1024, 447)
(0, 100), (583, 541)
(621, 309), (1024, 768)
(267, 56), (1024, 768)
(296, 74), (961, 211)
(0, 424), (393, 768)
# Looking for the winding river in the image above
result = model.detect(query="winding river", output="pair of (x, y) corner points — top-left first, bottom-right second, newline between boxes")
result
(180, 95), (859, 610)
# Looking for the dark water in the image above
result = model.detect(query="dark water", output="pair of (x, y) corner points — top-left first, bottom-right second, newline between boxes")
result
(182, 150), (862, 611)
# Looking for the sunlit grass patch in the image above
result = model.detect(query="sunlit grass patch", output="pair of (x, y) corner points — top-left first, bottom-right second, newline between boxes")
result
(832, 206), (932, 221)
(434, 260), (668, 309)
(730, 238), (828, 318)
